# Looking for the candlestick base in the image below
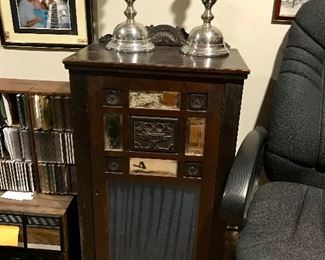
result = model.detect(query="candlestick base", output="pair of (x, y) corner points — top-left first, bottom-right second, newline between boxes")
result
(181, 25), (229, 57)
(106, 21), (154, 53)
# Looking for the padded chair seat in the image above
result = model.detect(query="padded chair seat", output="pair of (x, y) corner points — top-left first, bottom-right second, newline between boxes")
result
(237, 182), (325, 260)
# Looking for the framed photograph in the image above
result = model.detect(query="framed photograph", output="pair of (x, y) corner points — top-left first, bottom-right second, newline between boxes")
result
(272, 0), (310, 24)
(0, 0), (93, 48)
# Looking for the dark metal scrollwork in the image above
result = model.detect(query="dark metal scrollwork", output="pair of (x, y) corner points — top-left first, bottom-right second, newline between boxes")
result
(130, 116), (179, 153)
(147, 25), (189, 46)
(103, 89), (122, 106)
(106, 157), (123, 173)
(188, 93), (208, 111)
(99, 25), (189, 46)
(99, 34), (113, 45)
(184, 162), (202, 178)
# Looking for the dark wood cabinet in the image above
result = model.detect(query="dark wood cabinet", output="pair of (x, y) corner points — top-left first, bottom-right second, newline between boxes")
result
(64, 43), (249, 260)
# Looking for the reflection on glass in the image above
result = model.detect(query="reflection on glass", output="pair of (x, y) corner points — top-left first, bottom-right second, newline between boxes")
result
(27, 227), (61, 251)
(185, 118), (206, 156)
(0, 224), (24, 247)
(104, 114), (123, 151)
(30, 95), (53, 130)
(129, 90), (180, 110)
(130, 158), (177, 177)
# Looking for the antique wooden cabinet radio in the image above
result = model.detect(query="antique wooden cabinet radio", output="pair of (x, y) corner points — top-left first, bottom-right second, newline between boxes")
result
(64, 31), (249, 260)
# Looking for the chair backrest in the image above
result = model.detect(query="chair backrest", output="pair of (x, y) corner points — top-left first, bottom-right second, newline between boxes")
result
(265, 0), (325, 189)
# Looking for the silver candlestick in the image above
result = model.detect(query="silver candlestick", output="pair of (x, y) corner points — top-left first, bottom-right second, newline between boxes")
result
(181, 0), (229, 57)
(106, 0), (154, 53)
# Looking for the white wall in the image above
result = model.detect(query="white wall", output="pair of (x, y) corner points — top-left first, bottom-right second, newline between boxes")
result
(0, 0), (290, 146)
(0, 48), (72, 80)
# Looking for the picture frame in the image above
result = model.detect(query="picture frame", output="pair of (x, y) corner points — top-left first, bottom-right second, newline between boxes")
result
(272, 0), (309, 24)
(0, 0), (93, 48)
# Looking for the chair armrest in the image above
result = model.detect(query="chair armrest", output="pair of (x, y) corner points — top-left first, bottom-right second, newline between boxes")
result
(222, 126), (268, 229)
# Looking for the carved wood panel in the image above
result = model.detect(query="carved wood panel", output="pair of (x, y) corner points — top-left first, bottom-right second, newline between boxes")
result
(129, 116), (179, 153)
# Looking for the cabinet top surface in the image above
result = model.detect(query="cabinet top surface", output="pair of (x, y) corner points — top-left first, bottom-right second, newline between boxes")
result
(63, 43), (250, 78)
(0, 193), (73, 216)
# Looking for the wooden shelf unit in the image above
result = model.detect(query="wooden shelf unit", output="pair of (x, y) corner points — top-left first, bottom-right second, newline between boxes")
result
(0, 78), (79, 260)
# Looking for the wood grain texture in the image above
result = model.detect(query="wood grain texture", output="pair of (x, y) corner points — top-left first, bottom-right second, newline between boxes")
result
(0, 78), (36, 93)
(69, 72), (96, 260)
(29, 81), (70, 96)
(0, 79), (70, 96)
(64, 44), (249, 80)
(0, 192), (72, 216)
(27, 227), (61, 245)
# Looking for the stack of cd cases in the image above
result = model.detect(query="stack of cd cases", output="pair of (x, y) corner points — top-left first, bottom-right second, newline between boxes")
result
(34, 131), (74, 164)
(0, 91), (76, 195)
(0, 160), (34, 191)
(0, 93), (35, 192)
(30, 94), (76, 195)
(38, 164), (77, 194)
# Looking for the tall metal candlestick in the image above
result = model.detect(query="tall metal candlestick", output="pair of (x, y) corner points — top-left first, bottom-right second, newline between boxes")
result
(106, 0), (154, 53)
(181, 0), (229, 57)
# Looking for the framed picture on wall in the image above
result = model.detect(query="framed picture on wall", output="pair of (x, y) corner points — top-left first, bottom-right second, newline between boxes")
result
(0, 0), (93, 48)
(272, 0), (310, 24)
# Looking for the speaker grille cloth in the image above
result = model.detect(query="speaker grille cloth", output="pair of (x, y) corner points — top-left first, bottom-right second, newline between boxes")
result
(108, 180), (200, 260)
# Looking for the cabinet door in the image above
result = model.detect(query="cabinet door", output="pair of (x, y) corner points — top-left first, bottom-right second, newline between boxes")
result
(86, 76), (225, 260)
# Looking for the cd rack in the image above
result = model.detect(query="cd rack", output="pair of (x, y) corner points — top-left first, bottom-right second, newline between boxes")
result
(0, 79), (76, 195)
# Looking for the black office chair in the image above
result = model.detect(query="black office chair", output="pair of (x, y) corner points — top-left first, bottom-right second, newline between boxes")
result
(222, 0), (325, 258)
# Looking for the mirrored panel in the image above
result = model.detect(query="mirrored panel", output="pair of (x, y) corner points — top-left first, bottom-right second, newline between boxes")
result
(185, 118), (206, 156)
(130, 158), (177, 177)
(129, 90), (180, 110)
(104, 114), (123, 151)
